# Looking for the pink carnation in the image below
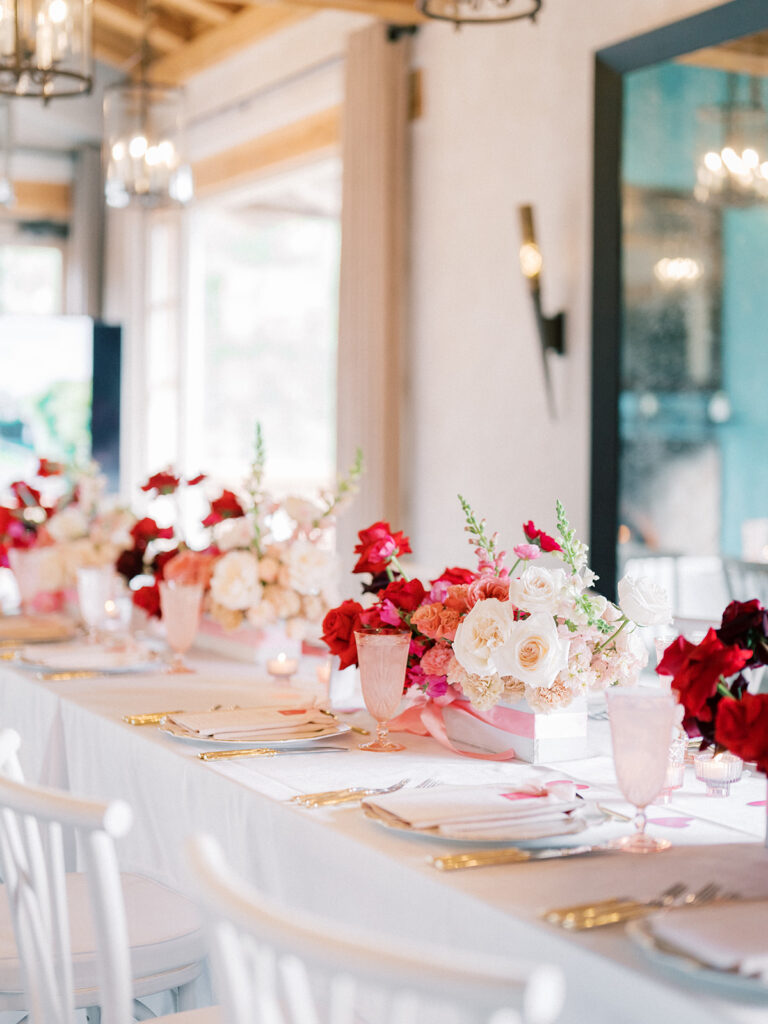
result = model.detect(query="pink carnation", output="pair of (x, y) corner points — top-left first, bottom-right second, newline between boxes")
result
(467, 575), (511, 608)
(420, 642), (454, 677)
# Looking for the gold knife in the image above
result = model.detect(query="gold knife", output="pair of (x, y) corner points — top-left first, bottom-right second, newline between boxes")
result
(198, 745), (348, 761)
(123, 711), (184, 726)
(429, 843), (616, 871)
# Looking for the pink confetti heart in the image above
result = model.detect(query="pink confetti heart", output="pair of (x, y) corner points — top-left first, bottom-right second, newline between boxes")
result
(550, 780), (589, 790)
(747, 800), (768, 807)
(647, 817), (692, 829)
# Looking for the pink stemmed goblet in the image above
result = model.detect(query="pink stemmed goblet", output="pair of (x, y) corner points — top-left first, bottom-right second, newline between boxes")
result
(354, 631), (409, 752)
(159, 580), (203, 674)
(606, 687), (677, 853)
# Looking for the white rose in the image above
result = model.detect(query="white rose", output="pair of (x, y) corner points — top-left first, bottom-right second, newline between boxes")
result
(210, 551), (262, 611)
(213, 517), (254, 552)
(246, 601), (276, 627)
(47, 506), (89, 543)
(508, 566), (567, 615)
(282, 540), (336, 596)
(452, 598), (516, 677)
(261, 584), (302, 619)
(494, 612), (570, 689)
(617, 575), (671, 626)
(284, 496), (323, 529)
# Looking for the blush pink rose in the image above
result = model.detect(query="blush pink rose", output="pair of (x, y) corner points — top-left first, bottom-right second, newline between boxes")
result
(420, 642), (454, 676)
(467, 575), (511, 608)
(513, 544), (540, 561)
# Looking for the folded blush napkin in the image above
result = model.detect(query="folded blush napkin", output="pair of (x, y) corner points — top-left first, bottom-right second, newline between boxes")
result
(364, 781), (580, 835)
(649, 902), (768, 981)
(167, 706), (332, 741)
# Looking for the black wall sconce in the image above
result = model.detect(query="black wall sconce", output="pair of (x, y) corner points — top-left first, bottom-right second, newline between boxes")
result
(518, 204), (565, 417)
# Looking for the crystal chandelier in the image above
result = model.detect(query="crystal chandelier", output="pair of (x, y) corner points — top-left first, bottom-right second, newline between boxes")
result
(0, 0), (91, 99)
(103, 2), (193, 210)
(418, 0), (540, 25)
(0, 98), (13, 206)
(695, 75), (768, 205)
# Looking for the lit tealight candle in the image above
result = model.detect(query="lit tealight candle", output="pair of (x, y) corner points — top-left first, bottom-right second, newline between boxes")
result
(316, 659), (332, 688)
(694, 750), (743, 797)
(267, 652), (299, 680)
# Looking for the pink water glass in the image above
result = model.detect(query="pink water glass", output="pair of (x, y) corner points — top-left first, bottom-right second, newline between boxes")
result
(354, 631), (409, 752)
(606, 688), (677, 853)
(159, 580), (203, 674)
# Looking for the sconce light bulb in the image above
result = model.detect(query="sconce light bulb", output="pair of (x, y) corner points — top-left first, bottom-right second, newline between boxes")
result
(703, 150), (722, 173)
(519, 242), (543, 279)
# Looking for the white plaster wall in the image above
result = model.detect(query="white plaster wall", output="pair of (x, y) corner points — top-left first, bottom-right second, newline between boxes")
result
(405, 0), (723, 573)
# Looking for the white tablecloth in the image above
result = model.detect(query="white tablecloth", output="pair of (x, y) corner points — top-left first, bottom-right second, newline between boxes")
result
(0, 651), (766, 1024)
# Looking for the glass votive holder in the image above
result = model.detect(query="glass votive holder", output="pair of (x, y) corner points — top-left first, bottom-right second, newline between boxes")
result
(694, 749), (743, 797)
(659, 728), (687, 804)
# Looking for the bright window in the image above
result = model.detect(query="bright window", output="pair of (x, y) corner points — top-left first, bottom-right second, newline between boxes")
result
(0, 244), (63, 315)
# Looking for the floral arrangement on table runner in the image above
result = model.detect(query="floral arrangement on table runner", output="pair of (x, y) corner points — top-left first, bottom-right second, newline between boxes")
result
(117, 427), (363, 642)
(0, 459), (134, 606)
(321, 499), (670, 756)
(657, 600), (768, 773)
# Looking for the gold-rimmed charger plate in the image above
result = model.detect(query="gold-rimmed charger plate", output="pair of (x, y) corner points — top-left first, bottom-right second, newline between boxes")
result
(159, 717), (351, 748)
(0, 614), (77, 645)
(628, 916), (768, 1001)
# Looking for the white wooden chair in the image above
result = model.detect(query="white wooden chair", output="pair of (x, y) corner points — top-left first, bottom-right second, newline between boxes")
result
(187, 834), (565, 1024)
(0, 728), (218, 1024)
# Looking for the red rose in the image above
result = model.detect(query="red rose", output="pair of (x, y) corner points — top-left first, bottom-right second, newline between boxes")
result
(37, 458), (64, 477)
(717, 599), (768, 666)
(378, 578), (426, 613)
(715, 693), (768, 773)
(522, 520), (562, 553)
(141, 471), (181, 495)
(430, 567), (476, 587)
(187, 473), (206, 486)
(116, 547), (145, 582)
(353, 522), (412, 575)
(202, 490), (246, 528)
(657, 629), (752, 720)
(133, 583), (161, 619)
(321, 600), (364, 669)
(130, 517), (174, 550)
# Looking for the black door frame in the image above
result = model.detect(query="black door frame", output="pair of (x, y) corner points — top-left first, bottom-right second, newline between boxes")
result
(590, 0), (768, 597)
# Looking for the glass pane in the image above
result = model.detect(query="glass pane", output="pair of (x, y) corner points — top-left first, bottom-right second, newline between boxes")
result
(196, 196), (339, 494)
(0, 245), (63, 314)
(620, 52), (768, 615)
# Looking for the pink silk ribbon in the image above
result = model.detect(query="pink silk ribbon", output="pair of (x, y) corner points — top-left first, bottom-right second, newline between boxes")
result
(388, 687), (525, 761)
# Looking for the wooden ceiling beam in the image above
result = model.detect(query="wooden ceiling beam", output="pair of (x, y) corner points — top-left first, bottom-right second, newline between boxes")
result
(233, 0), (425, 25)
(193, 105), (339, 194)
(93, 0), (186, 54)
(146, 3), (316, 83)
(2, 181), (72, 221)
(154, 0), (229, 26)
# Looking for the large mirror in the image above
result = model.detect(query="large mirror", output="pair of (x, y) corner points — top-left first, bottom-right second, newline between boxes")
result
(591, 1), (768, 619)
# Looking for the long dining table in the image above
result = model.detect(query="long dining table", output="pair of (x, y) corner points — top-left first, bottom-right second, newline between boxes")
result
(0, 647), (766, 1024)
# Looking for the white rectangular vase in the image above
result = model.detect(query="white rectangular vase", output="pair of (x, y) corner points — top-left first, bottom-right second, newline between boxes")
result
(443, 696), (588, 764)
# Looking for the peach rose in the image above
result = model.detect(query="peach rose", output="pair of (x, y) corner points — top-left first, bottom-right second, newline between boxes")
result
(165, 550), (216, 588)
(467, 575), (511, 608)
(420, 642), (454, 677)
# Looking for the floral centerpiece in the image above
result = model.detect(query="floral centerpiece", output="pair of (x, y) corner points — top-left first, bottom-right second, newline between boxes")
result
(116, 427), (363, 646)
(0, 459), (134, 610)
(322, 499), (670, 761)
(657, 599), (768, 773)
(203, 429), (363, 643)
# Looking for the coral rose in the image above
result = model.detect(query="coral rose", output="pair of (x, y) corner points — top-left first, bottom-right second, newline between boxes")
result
(165, 549), (216, 588)
(467, 576), (510, 608)
(411, 602), (444, 640)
